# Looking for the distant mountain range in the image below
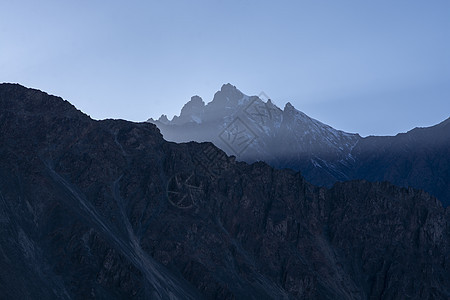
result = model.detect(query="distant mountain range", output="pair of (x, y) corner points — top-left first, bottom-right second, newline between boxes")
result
(0, 83), (449, 299)
(149, 84), (450, 206)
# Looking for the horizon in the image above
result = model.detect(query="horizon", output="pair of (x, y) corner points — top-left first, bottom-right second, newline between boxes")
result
(1, 1), (449, 136)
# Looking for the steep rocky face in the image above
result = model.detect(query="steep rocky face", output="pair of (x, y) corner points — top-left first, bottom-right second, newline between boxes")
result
(1, 83), (449, 299)
(148, 84), (449, 207)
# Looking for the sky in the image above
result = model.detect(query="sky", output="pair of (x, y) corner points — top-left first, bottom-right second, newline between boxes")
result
(1, 0), (449, 136)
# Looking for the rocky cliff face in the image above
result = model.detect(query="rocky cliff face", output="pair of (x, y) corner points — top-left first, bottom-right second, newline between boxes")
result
(1, 83), (449, 299)
(148, 84), (450, 207)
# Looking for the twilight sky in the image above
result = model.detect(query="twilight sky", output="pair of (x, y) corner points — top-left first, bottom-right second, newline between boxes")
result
(1, 0), (449, 136)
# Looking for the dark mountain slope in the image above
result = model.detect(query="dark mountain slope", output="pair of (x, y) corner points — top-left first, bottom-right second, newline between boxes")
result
(349, 118), (450, 206)
(0, 83), (449, 299)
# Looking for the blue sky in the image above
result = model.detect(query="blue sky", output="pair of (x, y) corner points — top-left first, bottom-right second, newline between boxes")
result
(1, 0), (449, 136)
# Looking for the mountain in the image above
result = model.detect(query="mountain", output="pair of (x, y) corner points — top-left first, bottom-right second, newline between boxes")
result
(349, 119), (450, 206)
(149, 84), (450, 206)
(0, 83), (449, 299)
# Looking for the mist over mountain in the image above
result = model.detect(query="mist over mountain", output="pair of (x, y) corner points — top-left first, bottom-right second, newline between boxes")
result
(1, 83), (449, 299)
(149, 84), (450, 206)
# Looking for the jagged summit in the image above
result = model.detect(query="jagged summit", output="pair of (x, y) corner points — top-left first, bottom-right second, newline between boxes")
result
(151, 84), (339, 131)
(188, 95), (204, 105)
(151, 84), (337, 130)
(148, 83), (360, 182)
(284, 101), (295, 110)
(220, 83), (236, 91)
(171, 95), (205, 125)
(157, 114), (169, 124)
(208, 83), (246, 109)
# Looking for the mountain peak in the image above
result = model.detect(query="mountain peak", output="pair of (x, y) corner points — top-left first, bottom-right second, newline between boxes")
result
(180, 95), (204, 115)
(284, 102), (296, 112)
(170, 95), (205, 124)
(189, 95), (204, 105)
(220, 83), (237, 92)
(157, 114), (169, 124)
(209, 83), (245, 108)
(181, 95), (205, 112)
